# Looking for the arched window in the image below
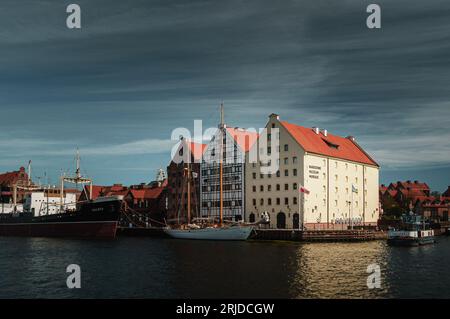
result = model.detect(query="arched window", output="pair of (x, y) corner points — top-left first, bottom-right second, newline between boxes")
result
(249, 213), (255, 223)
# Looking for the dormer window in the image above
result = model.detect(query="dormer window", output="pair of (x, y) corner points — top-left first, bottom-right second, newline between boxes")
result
(322, 138), (339, 150)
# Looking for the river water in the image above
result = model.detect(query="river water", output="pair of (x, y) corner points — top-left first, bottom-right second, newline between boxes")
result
(0, 236), (449, 299)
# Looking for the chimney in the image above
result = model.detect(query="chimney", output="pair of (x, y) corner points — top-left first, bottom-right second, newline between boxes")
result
(312, 127), (320, 134)
(346, 136), (356, 142)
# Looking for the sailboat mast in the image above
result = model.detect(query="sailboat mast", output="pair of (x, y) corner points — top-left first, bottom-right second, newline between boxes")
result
(219, 102), (224, 225)
(187, 163), (191, 224)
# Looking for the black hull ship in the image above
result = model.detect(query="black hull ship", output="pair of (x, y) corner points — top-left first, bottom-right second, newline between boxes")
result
(0, 151), (123, 239)
(0, 197), (122, 238)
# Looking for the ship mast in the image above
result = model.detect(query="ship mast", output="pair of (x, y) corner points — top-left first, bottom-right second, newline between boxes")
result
(60, 149), (93, 212)
(219, 102), (224, 226)
(187, 163), (191, 224)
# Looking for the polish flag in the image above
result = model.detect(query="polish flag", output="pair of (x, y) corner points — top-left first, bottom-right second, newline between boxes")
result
(299, 186), (310, 194)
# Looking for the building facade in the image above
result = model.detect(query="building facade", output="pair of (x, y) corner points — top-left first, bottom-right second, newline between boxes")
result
(245, 114), (380, 230)
(200, 126), (258, 221)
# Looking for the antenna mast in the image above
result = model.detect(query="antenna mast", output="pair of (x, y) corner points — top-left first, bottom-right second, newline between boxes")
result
(220, 101), (224, 128)
(76, 148), (81, 179)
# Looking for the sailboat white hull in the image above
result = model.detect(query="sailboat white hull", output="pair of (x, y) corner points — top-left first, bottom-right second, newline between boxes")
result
(164, 226), (253, 241)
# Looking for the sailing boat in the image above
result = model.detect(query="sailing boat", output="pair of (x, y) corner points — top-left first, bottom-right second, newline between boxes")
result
(164, 104), (254, 240)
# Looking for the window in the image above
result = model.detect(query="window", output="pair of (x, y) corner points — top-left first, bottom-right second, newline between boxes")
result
(323, 185), (326, 192)
(267, 147), (272, 155)
(272, 123), (275, 128)
(253, 173), (256, 179)
(260, 185), (264, 192)
(335, 174), (338, 181)
(293, 169), (297, 176)
(276, 171), (280, 177)
(260, 198), (264, 205)
(293, 197), (298, 205)
(260, 174), (264, 179)
(335, 161), (338, 168)
(268, 185), (272, 191)
(284, 144), (289, 151)
(284, 157), (289, 165)
(276, 198), (280, 205)
(284, 198), (289, 205)
(276, 184), (280, 191)
(252, 162), (256, 168)
(335, 187), (338, 193)
(346, 176), (349, 183)
(252, 199), (256, 206)
(335, 200), (338, 207)
(293, 183), (298, 190)
(268, 133), (272, 141)
(293, 157), (298, 164)
(284, 184), (289, 191)
(268, 198), (272, 205)
(252, 186), (256, 192)
(284, 170), (289, 177)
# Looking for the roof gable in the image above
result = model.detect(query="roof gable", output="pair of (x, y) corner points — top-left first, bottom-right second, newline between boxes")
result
(225, 127), (259, 152)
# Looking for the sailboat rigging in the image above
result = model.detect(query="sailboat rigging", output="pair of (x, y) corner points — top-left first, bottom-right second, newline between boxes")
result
(164, 103), (255, 240)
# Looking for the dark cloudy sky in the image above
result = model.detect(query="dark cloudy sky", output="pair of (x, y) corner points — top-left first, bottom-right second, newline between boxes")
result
(0, 0), (449, 191)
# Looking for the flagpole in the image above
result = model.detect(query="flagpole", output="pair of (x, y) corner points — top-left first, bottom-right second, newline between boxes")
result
(351, 187), (354, 230)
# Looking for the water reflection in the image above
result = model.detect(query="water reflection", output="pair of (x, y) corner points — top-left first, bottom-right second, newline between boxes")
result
(290, 242), (390, 298)
(1, 237), (449, 298)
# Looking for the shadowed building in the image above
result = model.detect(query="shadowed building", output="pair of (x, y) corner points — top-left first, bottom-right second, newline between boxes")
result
(166, 138), (206, 223)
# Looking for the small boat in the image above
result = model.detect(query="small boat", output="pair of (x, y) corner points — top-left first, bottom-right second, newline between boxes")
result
(387, 213), (435, 246)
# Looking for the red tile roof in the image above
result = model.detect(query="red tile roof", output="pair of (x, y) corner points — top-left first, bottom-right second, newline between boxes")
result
(387, 190), (398, 197)
(226, 127), (259, 152)
(129, 187), (164, 200)
(280, 121), (378, 166)
(0, 167), (28, 186)
(187, 141), (207, 161)
(84, 185), (104, 200)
